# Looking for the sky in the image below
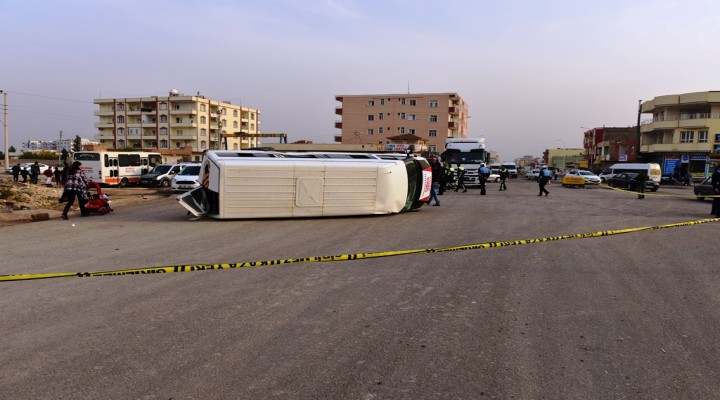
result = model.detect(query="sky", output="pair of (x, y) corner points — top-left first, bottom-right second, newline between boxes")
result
(2, 0), (720, 160)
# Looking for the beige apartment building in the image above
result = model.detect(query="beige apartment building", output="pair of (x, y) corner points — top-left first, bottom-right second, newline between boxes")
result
(94, 90), (261, 159)
(334, 93), (469, 154)
(641, 91), (720, 178)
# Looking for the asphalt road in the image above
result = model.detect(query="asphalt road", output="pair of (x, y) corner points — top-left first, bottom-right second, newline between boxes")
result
(1, 179), (719, 399)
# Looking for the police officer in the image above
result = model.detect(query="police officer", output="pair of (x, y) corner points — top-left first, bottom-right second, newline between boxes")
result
(478, 163), (491, 195)
(441, 163), (454, 194)
(454, 164), (467, 192)
(538, 165), (551, 197)
(711, 164), (720, 217)
(498, 165), (509, 191)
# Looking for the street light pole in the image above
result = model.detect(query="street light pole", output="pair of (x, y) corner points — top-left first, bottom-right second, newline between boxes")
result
(216, 109), (224, 150)
(1, 90), (8, 169)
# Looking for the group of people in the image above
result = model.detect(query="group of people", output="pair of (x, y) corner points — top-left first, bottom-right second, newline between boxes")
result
(10, 160), (89, 219)
(10, 161), (68, 187)
(426, 160), (514, 206)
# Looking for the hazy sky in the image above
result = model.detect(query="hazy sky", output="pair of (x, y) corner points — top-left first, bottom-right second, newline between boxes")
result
(2, 0), (720, 160)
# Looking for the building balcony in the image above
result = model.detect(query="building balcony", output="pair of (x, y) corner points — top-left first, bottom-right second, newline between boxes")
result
(641, 142), (714, 153)
(335, 121), (342, 129)
(170, 108), (198, 115)
(335, 107), (343, 115)
(172, 121), (198, 128)
(94, 110), (114, 116)
(94, 122), (115, 128)
(448, 121), (458, 129)
(448, 106), (459, 115)
(169, 134), (198, 140)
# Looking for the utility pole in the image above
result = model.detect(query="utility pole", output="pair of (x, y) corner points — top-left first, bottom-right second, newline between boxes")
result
(58, 130), (63, 165)
(1, 90), (8, 169)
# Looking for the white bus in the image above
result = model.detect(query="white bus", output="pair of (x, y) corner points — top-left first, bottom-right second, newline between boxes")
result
(72, 151), (163, 187)
(177, 150), (432, 219)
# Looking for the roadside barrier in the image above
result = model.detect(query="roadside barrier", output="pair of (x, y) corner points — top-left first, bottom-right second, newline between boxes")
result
(2, 218), (718, 282)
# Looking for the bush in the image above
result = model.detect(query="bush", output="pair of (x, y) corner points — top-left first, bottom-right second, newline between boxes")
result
(19, 150), (59, 160)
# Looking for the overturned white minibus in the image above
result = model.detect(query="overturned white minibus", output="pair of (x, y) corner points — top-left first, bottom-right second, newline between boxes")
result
(177, 151), (432, 219)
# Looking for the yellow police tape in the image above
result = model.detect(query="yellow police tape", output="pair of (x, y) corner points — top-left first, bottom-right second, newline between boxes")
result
(2, 218), (719, 282)
(600, 183), (720, 198)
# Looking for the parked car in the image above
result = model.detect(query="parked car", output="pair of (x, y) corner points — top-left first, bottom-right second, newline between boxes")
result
(139, 163), (186, 188)
(171, 163), (202, 193)
(608, 172), (659, 192)
(5, 162), (50, 175)
(564, 169), (601, 185)
(525, 169), (540, 180)
(693, 177), (715, 200)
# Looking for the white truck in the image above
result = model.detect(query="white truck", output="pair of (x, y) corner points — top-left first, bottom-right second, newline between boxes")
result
(442, 138), (489, 186)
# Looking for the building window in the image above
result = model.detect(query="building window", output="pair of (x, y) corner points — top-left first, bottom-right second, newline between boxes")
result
(175, 117), (183, 123)
(200, 140), (206, 149)
(117, 128), (125, 136)
(409, 129), (415, 135)
(160, 127), (168, 135)
(367, 100), (375, 107)
(379, 127), (384, 134)
(176, 130), (184, 136)
(160, 115), (168, 123)
(699, 130), (708, 143)
(680, 131), (694, 143)
(380, 99), (385, 106)
(159, 103), (167, 110)
(429, 115), (438, 122)
(400, 98), (406, 105)
(200, 116), (206, 124)
(409, 99), (416, 106)
(200, 104), (206, 112)
(429, 130), (437, 137)
(233, 110), (238, 117)
(428, 145), (437, 153)
(201, 129), (207, 136)
(117, 115), (125, 123)
(399, 127), (405, 134)
(408, 114), (416, 121)
(399, 112), (406, 119)
(429, 100), (438, 108)
(368, 115), (375, 121)
(116, 103), (125, 111)
(378, 113), (384, 120)
(368, 128), (374, 135)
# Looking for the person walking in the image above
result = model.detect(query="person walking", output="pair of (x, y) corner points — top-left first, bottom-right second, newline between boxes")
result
(538, 165), (551, 197)
(43, 166), (54, 187)
(441, 163), (454, 194)
(478, 163), (491, 195)
(20, 167), (29, 182)
(61, 161), (89, 220)
(636, 170), (648, 199)
(428, 158), (441, 206)
(498, 165), (509, 191)
(11, 163), (21, 182)
(53, 166), (62, 186)
(60, 161), (69, 186)
(29, 161), (41, 184)
(711, 165), (720, 218)
(454, 164), (467, 192)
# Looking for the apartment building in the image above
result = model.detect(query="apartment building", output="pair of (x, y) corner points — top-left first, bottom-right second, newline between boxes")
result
(583, 127), (638, 172)
(94, 90), (261, 158)
(640, 91), (720, 179)
(334, 93), (469, 154)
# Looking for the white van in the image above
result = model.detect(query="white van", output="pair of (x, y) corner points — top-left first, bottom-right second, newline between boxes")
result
(599, 163), (662, 183)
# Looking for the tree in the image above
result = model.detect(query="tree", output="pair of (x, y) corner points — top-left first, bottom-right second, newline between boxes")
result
(61, 148), (69, 161)
(8, 146), (16, 153)
(73, 135), (82, 152)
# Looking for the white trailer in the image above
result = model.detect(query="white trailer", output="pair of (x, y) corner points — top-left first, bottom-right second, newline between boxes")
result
(177, 151), (432, 219)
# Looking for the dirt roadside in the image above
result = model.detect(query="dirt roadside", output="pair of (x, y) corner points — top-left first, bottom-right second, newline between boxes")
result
(0, 175), (171, 227)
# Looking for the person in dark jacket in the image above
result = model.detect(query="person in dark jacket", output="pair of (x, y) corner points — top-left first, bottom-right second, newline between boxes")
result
(537, 166), (551, 197)
(441, 163), (454, 194)
(636, 170), (648, 199)
(20, 167), (29, 182)
(11, 163), (21, 181)
(428, 158), (441, 206)
(29, 161), (41, 184)
(711, 165), (720, 217)
(454, 164), (467, 192)
(478, 163), (491, 195)
(62, 161), (89, 220)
